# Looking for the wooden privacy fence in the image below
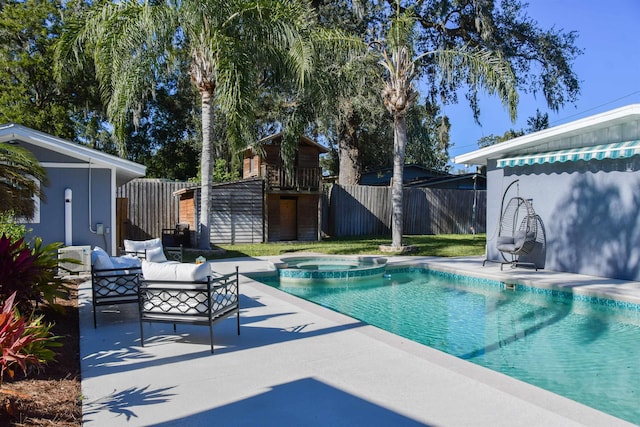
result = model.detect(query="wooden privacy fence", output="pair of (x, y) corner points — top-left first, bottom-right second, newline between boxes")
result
(324, 184), (486, 237)
(119, 180), (486, 244)
(117, 179), (194, 243)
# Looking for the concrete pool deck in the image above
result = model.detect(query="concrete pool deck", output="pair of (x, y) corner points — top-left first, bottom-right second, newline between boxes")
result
(80, 256), (639, 426)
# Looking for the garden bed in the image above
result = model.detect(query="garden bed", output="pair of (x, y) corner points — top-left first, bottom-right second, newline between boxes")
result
(0, 281), (81, 426)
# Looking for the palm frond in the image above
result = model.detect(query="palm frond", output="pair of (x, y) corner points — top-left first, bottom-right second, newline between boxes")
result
(387, 7), (416, 53)
(0, 144), (47, 219)
(430, 46), (519, 121)
(56, 0), (181, 152)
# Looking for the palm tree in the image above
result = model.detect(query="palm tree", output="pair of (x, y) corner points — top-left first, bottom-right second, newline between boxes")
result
(56, 0), (323, 249)
(375, 5), (518, 250)
(0, 143), (47, 220)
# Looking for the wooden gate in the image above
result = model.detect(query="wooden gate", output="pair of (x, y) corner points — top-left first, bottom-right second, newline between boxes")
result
(115, 197), (128, 249)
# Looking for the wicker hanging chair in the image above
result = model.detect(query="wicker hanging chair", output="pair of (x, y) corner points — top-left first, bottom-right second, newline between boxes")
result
(494, 197), (538, 270)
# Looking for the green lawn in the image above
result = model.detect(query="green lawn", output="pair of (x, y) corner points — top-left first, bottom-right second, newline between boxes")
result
(190, 234), (486, 260)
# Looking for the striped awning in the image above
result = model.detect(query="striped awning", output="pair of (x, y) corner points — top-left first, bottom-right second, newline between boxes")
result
(496, 140), (640, 168)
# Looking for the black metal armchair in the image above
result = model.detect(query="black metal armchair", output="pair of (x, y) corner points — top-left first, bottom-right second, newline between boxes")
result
(162, 223), (191, 248)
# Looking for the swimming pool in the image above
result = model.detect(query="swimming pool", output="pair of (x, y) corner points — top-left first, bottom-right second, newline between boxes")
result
(259, 267), (640, 425)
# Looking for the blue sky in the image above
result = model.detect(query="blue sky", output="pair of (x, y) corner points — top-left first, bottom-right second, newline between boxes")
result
(440, 0), (640, 168)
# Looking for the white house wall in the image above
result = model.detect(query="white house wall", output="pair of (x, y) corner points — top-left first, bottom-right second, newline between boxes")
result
(486, 132), (640, 280)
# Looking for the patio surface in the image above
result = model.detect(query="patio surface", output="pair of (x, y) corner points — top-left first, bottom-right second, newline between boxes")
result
(79, 256), (640, 426)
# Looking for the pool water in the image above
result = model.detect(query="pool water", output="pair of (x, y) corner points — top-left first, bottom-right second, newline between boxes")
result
(262, 269), (640, 424)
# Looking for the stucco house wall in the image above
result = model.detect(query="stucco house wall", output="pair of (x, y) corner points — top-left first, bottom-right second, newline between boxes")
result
(0, 124), (145, 255)
(457, 104), (640, 281)
(33, 167), (112, 250)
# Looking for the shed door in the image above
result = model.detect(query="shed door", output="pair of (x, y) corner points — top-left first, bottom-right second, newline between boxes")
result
(280, 198), (297, 240)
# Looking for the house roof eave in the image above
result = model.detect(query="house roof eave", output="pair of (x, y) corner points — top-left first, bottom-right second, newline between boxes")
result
(254, 132), (329, 154)
(0, 124), (146, 184)
(453, 104), (640, 166)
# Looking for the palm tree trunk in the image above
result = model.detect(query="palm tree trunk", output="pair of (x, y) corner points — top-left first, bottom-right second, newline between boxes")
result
(391, 113), (406, 249)
(198, 90), (214, 249)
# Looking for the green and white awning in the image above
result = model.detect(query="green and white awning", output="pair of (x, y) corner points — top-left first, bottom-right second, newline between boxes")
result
(496, 140), (640, 168)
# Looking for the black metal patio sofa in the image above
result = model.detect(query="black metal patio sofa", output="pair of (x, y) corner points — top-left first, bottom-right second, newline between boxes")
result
(138, 263), (240, 353)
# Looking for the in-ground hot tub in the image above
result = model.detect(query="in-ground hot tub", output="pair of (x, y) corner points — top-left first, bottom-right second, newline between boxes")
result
(276, 256), (387, 284)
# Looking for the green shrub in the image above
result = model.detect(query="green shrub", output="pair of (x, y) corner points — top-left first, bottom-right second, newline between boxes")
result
(0, 210), (30, 243)
(29, 237), (70, 307)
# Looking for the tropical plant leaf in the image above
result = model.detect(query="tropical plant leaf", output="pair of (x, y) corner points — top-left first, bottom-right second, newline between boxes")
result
(0, 292), (58, 387)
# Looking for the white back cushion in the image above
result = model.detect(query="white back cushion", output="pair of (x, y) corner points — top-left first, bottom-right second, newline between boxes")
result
(124, 238), (167, 262)
(91, 247), (114, 270)
(111, 255), (141, 269)
(142, 260), (210, 282)
(145, 246), (168, 262)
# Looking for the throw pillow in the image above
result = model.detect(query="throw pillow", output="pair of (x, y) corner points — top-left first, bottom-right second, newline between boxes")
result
(146, 246), (168, 263)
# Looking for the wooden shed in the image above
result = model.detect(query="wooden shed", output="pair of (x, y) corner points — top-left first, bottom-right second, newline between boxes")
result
(177, 133), (327, 244)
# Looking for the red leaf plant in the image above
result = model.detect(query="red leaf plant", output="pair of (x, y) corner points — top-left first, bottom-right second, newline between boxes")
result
(0, 292), (57, 389)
